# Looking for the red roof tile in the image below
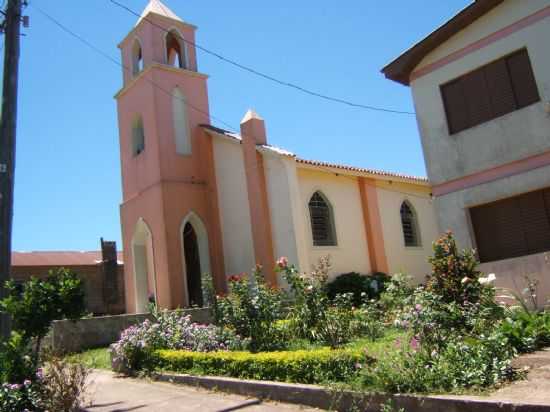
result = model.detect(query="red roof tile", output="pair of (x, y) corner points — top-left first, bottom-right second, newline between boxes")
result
(296, 158), (429, 183)
(12, 251), (124, 267)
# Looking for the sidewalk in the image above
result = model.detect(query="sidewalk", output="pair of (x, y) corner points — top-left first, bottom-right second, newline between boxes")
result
(84, 370), (321, 412)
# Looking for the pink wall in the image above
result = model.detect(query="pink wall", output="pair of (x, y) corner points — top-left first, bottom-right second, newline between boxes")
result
(117, 12), (225, 312)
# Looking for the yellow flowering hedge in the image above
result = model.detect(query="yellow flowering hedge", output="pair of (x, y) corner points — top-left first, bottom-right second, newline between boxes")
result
(154, 347), (367, 384)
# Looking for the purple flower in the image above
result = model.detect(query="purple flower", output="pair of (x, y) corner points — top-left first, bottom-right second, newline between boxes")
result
(410, 336), (420, 351)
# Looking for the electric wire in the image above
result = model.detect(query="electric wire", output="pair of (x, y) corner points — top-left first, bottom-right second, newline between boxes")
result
(109, 0), (416, 115)
(31, 3), (240, 134)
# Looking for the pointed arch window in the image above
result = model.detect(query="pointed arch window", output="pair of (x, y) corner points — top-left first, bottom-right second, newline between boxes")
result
(308, 191), (337, 246)
(132, 116), (145, 157)
(172, 87), (191, 154)
(131, 39), (144, 76)
(400, 201), (420, 247)
(166, 30), (187, 69)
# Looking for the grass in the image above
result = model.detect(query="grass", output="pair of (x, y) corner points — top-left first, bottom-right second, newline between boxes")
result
(67, 347), (111, 370)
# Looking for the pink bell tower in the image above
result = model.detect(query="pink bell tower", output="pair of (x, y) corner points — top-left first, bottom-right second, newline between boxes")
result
(115, 0), (226, 313)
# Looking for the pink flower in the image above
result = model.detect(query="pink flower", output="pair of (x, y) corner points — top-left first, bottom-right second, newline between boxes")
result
(415, 304), (422, 311)
(276, 256), (289, 269)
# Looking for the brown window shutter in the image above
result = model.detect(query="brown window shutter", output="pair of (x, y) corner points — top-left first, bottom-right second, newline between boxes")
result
(491, 197), (527, 261)
(484, 58), (516, 117)
(471, 204), (499, 262)
(441, 80), (469, 134)
(462, 69), (492, 127)
(519, 191), (550, 255)
(507, 49), (540, 108)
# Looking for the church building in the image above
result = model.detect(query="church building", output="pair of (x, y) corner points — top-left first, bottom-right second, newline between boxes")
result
(116, 0), (439, 313)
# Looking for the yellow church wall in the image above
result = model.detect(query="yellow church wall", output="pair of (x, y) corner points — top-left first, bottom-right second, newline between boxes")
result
(296, 167), (371, 279)
(376, 181), (439, 283)
(212, 137), (256, 276)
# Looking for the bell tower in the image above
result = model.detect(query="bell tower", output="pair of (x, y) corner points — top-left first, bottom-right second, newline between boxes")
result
(116, 0), (226, 312)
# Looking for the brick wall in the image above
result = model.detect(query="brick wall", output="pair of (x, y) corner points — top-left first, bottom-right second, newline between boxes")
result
(10, 264), (126, 316)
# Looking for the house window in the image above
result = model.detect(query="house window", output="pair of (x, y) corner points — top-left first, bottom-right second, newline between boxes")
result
(166, 30), (187, 69)
(308, 191), (337, 246)
(132, 116), (145, 156)
(470, 188), (550, 263)
(441, 48), (540, 134)
(131, 39), (143, 76)
(400, 201), (420, 247)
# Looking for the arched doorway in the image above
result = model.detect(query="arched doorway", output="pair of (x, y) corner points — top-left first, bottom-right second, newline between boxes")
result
(183, 222), (202, 306)
(181, 212), (211, 307)
(132, 218), (155, 313)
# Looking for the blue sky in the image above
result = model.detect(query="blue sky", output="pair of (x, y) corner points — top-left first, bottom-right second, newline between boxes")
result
(4, 0), (469, 251)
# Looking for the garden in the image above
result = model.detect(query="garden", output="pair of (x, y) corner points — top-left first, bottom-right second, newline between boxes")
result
(107, 232), (550, 396)
(3, 232), (550, 411)
(0, 269), (90, 411)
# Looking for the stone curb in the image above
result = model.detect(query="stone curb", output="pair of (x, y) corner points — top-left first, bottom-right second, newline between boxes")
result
(153, 372), (550, 412)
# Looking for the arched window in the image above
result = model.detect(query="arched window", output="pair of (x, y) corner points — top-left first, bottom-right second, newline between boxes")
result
(308, 191), (337, 246)
(165, 30), (186, 69)
(172, 87), (191, 154)
(132, 116), (145, 156)
(400, 201), (420, 247)
(131, 39), (143, 76)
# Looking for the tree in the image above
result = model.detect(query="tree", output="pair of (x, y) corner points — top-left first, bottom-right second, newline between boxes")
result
(0, 268), (86, 355)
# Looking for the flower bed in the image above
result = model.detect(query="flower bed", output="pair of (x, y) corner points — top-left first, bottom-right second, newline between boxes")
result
(153, 347), (367, 384)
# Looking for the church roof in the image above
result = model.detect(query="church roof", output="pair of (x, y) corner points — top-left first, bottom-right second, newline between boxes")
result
(12, 251), (124, 267)
(201, 124), (429, 184)
(136, 0), (183, 26)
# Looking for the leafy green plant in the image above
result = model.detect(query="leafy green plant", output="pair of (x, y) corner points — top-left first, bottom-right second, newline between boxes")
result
(499, 309), (550, 353)
(154, 347), (367, 384)
(215, 266), (286, 352)
(1, 268), (86, 356)
(378, 273), (415, 318)
(0, 332), (36, 384)
(362, 330), (515, 394)
(326, 272), (388, 306)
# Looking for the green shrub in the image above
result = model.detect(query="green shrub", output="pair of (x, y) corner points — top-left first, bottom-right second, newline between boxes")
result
(362, 331), (515, 393)
(215, 266), (286, 352)
(154, 347), (366, 384)
(426, 231), (483, 305)
(378, 273), (415, 318)
(326, 272), (388, 306)
(1, 268), (86, 355)
(499, 310), (550, 353)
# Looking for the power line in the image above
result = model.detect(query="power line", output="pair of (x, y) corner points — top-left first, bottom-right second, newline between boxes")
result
(31, 4), (240, 134)
(109, 0), (416, 116)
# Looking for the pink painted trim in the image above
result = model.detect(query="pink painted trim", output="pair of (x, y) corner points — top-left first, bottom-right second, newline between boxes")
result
(358, 178), (389, 274)
(433, 150), (550, 196)
(411, 5), (550, 82)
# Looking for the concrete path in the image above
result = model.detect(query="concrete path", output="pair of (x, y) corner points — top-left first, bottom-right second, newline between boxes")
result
(84, 370), (321, 412)
(484, 347), (550, 405)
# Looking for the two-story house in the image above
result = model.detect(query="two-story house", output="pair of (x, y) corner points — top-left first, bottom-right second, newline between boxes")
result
(382, 0), (550, 306)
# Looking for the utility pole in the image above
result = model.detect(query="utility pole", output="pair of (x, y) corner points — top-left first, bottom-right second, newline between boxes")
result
(0, 0), (24, 340)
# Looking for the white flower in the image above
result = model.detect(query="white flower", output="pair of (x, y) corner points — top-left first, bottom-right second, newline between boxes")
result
(479, 273), (496, 285)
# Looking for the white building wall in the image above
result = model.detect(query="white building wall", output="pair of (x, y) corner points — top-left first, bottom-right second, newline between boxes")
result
(376, 182), (439, 282)
(296, 168), (370, 279)
(212, 138), (255, 275)
(411, 0), (550, 185)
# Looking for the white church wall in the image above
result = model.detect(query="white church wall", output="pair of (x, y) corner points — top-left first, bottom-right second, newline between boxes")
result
(263, 153), (301, 278)
(296, 167), (371, 279)
(376, 182), (439, 283)
(212, 138), (256, 276)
